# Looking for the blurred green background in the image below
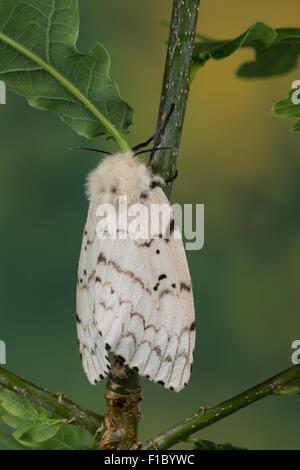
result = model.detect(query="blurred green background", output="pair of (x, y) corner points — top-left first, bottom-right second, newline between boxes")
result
(0, 0), (299, 450)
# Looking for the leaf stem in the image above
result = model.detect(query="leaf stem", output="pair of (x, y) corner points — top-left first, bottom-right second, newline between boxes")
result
(142, 364), (300, 450)
(0, 366), (104, 437)
(0, 32), (131, 152)
(149, 0), (200, 199)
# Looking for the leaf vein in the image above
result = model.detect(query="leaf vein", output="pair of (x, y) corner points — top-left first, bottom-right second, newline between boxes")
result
(46, 0), (55, 63)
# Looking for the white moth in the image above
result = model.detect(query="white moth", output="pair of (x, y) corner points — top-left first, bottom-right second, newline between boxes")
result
(76, 152), (195, 392)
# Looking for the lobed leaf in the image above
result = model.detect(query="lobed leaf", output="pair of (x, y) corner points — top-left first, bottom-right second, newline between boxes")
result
(0, 429), (29, 450)
(0, 387), (46, 422)
(272, 88), (300, 133)
(38, 424), (96, 450)
(0, 388), (94, 449)
(0, 0), (133, 146)
(192, 22), (300, 80)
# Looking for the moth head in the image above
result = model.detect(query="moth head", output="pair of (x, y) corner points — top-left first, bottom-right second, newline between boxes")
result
(86, 152), (152, 203)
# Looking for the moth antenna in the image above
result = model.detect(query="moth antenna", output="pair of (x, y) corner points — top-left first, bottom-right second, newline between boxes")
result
(134, 146), (172, 157)
(148, 103), (176, 167)
(68, 147), (112, 156)
(132, 134), (155, 152)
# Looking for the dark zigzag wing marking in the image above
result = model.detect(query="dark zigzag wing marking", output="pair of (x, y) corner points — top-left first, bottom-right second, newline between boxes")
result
(92, 292), (191, 354)
(97, 253), (152, 295)
(94, 250), (194, 390)
(92, 187), (195, 391)
(92, 274), (192, 386)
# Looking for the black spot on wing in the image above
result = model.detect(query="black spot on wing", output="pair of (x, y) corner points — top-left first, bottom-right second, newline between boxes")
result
(180, 282), (191, 292)
(116, 355), (125, 365)
(98, 253), (107, 264)
(150, 180), (161, 189)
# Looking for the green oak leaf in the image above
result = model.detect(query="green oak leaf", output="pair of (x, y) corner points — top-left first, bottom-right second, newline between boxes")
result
(0, 0), (133, 147)
(0, 388), (47, 422)
(1, 410), (32, 431)
(0, 429), (29, 450)
(13, 424), (40, 448)
(272, 88), (300, 132)
(0, 388), (95, 449)
(19, 422), (60, 444)
(37, 423), (96, 450)
(192, 22), (300, 80)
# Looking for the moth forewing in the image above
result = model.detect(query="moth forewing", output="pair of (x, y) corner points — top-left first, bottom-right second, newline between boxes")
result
(76, 152), (195, 391)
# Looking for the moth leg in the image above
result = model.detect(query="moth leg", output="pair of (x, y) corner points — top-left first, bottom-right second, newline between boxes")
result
(155, 103), (176, 148)
(165, 169), (178, 184)
(148, 103), (176, 167)
(133, 103), (175, 153)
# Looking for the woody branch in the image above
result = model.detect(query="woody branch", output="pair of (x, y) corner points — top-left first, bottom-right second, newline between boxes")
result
(99, 0), (200, 449)
(142, 364), (300, 449)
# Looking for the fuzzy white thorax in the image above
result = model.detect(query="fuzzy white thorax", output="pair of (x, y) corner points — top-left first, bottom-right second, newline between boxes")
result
(86, 152), (164, 205)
